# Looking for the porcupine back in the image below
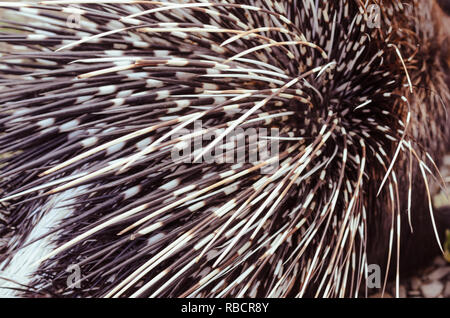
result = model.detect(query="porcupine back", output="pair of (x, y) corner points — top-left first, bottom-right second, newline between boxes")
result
(0, 0), (449, 297)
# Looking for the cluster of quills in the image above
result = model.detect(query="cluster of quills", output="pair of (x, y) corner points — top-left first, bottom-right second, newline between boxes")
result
(0, 0), (448, 298)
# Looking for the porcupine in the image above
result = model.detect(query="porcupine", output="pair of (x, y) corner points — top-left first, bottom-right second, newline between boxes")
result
(0, 0), (449, 298)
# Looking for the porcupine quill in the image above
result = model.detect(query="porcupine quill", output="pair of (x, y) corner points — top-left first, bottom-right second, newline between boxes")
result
(0, 0), (449, 298)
